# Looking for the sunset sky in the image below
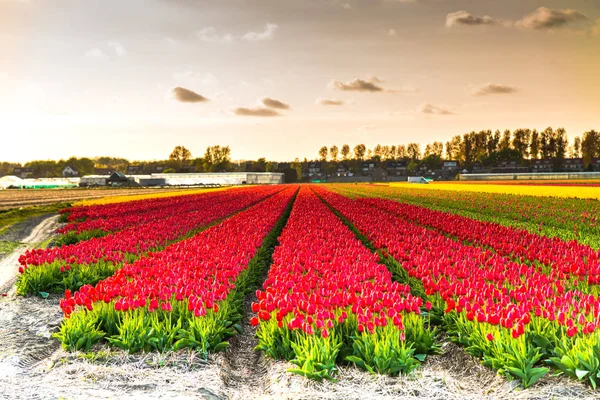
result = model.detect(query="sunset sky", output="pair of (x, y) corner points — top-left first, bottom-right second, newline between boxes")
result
(1, 0), (599, 162)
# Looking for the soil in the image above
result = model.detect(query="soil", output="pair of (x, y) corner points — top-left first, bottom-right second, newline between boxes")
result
(0, 217), (597, 400)
(0, 214), (61, 293)
(0, 188), (179, 211)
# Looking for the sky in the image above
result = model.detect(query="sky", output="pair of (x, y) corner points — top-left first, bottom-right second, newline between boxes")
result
(1, 0), (599, 163)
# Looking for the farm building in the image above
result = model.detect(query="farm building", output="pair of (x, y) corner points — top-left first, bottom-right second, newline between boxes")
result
(152, 172), (284, 186)
(132, 175), (166, 187)
(79, 175), (108, 186)
(0, 175), (78, 189)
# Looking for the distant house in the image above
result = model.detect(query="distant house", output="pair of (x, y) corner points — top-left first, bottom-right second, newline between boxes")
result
(127, 165), (142, 175)
(471, 162), (490, 174)
(531, 159), (553, 173)
(493, 160), (528, 173)
(307, 162), (323, 178)
(386, 161), (407, 176)
(107, 171), (129, 186)
(153, 165), (165, 173)
(361, 161), (376, 175)
(372, 167), (388, 182)
(591, 159), (600, 172)
(335, 164), (351, 177)
(563, 158), (584, 172)
(442, 160), (459, 171)
(93, 168), (112, 175)
(12, 167), (33, 179)
(62, 166), (79, 177)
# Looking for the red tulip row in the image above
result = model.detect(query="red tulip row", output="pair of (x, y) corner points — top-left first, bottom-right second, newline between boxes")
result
(16, 186), (282, 295)
(252, 187), (436, 380)
(315, 187), (600, 388)
(58, 189), (240, 235)
(359, 196), (600, 285)
(339, 184), (600, 248)
(64, 190), (221, 222)
(55, 187), (298, 355)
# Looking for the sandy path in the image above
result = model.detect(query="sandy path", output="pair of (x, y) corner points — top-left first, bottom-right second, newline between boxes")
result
(0, 215), (60, 294)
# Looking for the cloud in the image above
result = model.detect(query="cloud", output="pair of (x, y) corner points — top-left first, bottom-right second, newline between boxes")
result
(419, 103), (454, 115)
(446, 11), (499, 27)
(261, 97), (290, 109)
(388, 28), (398, 36)
(329, 77), (384, 92)
(341, 3), (352, 9)
(171, 87), (210, 103)
(196, 27), (234, 43)
(107, 42), (127, 56)
(471, 83), (518, 96)
(84, 48), (108, 59)
(516, 7), (589, 30)
(242, 23), (279, 41)
(234, 107), (280, 117)
(316, 98), (345, 106)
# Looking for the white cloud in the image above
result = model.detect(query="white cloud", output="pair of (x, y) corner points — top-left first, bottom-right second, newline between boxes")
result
(470, 83), (518, 96)
(316, 98), (345, 106)
(108, 42), (127, 56)
(242, 23), (279, 41)
(446, 11), (499, 28)
(388, 28), (398, 37)
(418, 103), (454, 115)
(516, 7), (589, 30)
(196, 27), (234, 43)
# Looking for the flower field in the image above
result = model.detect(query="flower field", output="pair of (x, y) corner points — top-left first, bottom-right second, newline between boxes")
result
(16, 186), (283, 295)
(389, 182), (600, 200)
(7, 182), (600, 397)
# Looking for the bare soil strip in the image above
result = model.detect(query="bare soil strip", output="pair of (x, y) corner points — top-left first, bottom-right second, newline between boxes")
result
(0, 214), (60, 293)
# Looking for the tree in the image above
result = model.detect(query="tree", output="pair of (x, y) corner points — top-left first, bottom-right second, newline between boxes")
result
(353, 144), (366, 160)
(407, 143), (421, 161)
(500, 130), (511, 151)
(341, 144), (350, 160)
(203, 145), (231, 172)
(389, 145), (397, 160)
(397, 145), (408, 160)
(489, 130), (501, 155)
(291, 158), (304, 181)
(530, 130), (540, 159)
(424, 141), (443, 158)
(512, 129), (531, 160)
(446, 136), (462, 161)
(318, 146), (328, 162)
(372, 144), (383, 161)
(572, 136), (582, 158)
(540, 127), (554, 159)
(253, 158), (267, 172)
(266, 161), (278, 173)
(554, 128), (568, 167)
(169, 146), (192, 170)
(582, 130), (600, 169)
(329, 145), (339, 161)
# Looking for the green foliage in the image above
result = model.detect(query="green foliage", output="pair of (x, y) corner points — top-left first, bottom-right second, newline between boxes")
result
(347, 326), (419, 376)
(289, 333), (342, 381)
(550, 334), (600, 389)
(54, 311), (105, 351)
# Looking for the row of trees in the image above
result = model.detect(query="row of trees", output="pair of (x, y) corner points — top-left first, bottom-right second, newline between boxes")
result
(317, 128), (600, 169)
(3, 128), (599, 179)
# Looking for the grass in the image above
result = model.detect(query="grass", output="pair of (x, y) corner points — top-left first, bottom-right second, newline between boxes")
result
(0, 202), (70, 235)
(0, 240), (21, 256)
